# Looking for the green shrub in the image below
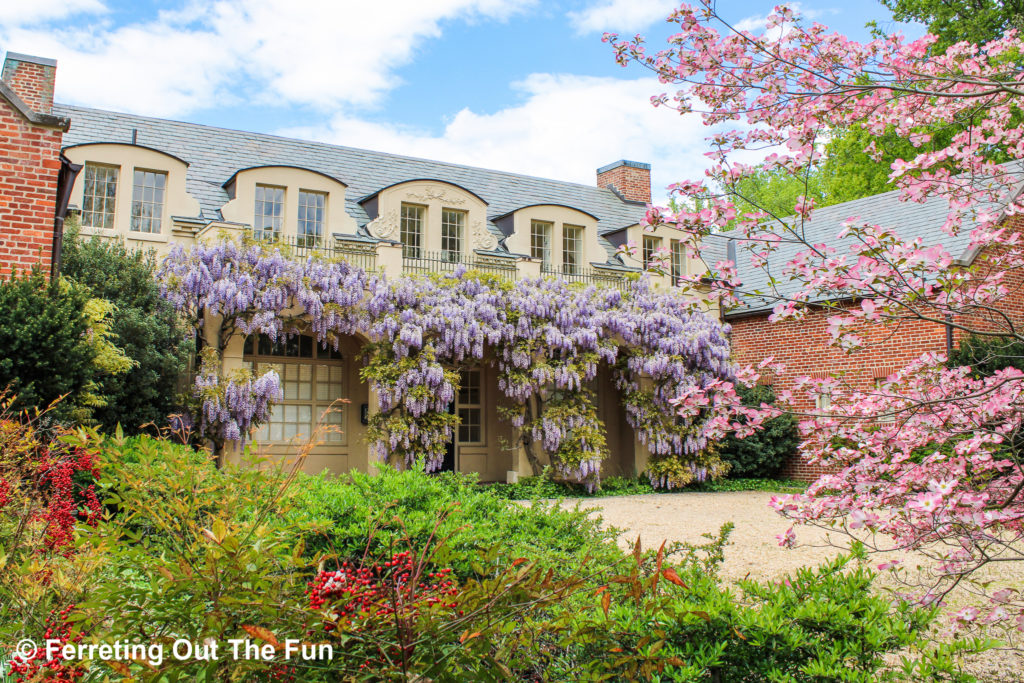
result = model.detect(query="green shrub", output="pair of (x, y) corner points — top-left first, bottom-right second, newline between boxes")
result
(61, 226), (192, 433)
(0, 269), (95, 418)
(278, 465), (622, 578)
(717, 384), (800, 478)
(948, 334), (1024, 377)
(531, 546), (981, 682)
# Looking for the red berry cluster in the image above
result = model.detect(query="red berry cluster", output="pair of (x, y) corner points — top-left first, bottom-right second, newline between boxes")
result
(0, 476), (9, 509)
(35, 445), (101, 556)
(7, 605), (85, 683)
(308, 551), (458, 630)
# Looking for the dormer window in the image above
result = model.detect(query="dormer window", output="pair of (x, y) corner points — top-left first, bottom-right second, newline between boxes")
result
(441, 209), (465, 262)
(670, 239), (685, 286)
(82, 163), (119, 229)
(298, 190), (326, 247)
(562, 224), (583, 275)
(254, 184), (285, 241)
(531, 220), (552, 270)
(400, 203), (425, 258)
(643, 235), (661, 269)
(130, 169), (167, 233)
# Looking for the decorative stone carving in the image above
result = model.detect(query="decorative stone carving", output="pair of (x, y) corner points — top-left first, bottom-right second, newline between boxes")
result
(470, 220), (499, 251)
(366, 208), (400, 240)
(405, 186), (466, 205)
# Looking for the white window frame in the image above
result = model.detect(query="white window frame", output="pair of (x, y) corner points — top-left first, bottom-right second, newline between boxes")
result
(531, 220), (552, 271)
(643, 235), (662, 270)
(562, 224), (583, 275)
(130, 168), (167, 234)
(441, 208), (465, 262)
(457, 368), (484, 445)
(297, 189), (326, 247)
(81, 163), (119, 230)
(254, 184), (286, 241)
(401, 203), (426, 259)
(245, 335), (346, 445)
(670, 239), (686, 286)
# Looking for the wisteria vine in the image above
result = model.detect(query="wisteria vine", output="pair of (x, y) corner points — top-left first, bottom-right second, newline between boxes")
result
(159, 240), (756, 489)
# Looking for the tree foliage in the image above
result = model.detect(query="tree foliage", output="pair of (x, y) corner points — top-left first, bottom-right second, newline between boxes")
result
(607, 0), (1024, 641)
(716, 384), (799, 479)
(60, 227), (192, 433)
(880, 0), (1024, 50)
(0, 270), (96, 418)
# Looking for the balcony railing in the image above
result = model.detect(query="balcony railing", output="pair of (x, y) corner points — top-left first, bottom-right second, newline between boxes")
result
(402, 250), (518, 281)
(541, 265), (632, 291)
(249, 231), (377, 271)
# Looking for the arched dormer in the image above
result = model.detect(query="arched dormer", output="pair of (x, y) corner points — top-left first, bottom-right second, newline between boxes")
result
(220, 165), (357, 243)
(63, 142), (200, 243)
(361, 180), (496, 258)
(493, 204), (604, 273)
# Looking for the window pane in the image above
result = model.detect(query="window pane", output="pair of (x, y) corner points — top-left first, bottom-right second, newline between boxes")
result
(441, 209), (464, 262)
(458, 369), (483, 443)
(400, 204), (425, 259)
(562, 225), (583, 275)
(255, 185), (285, 241)
(82, 164), (118, 229)
(131, 169), (167, 233)
(643, 236), (661, 269)
(531, 221), (552, 270)
(670, 239), (685, 286)
(298, 190), (326, 246)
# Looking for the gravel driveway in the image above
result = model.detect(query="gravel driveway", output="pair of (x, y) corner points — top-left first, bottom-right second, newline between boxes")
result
(559, 491), (839, 581)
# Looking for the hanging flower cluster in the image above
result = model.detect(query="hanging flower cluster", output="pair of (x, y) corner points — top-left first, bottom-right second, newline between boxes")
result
(190, 347), (282, 451)
(159, 242), (749, 488)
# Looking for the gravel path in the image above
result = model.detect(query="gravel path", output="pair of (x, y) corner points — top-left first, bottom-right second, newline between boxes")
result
(556, 491), (1024, 681)
(559, 491), (840, 581)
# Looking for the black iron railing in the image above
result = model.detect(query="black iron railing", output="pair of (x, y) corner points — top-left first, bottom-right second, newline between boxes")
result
(402, 250), (518, 281)
(541, 265), (632, 291)
(249, 231), (377, 271)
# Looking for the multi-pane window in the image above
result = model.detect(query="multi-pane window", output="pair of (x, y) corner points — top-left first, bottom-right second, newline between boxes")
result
(254, 184), (285, 241)
(130, 169), (167, 233)
(531, 220), (552, 270)
(400, 203), (425, 258)
(562, 225), (583, 275)
(81, 163), (119, 229)
(441, 209), (465, 262)
(245, 334), (345, 444)
(458, 369), (483, 443)
(670, 239), (686, 286)
(297, 190), (326, 247)
(815, 392), (831, 414)
(642, 236), (661, 269)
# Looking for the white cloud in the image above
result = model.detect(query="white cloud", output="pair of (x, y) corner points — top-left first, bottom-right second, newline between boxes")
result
(567, 0), (675, 35)
(280, 73), (713, 205)
(0, 0), (106, 26)
(0, 0), (535, 116)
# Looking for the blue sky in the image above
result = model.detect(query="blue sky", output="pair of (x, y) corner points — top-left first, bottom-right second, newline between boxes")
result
(0, 1), (922, 199)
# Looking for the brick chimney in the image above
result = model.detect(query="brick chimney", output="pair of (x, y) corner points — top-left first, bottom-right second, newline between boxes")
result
(2, 52), (57, 114)
(596, 160), (651, 204)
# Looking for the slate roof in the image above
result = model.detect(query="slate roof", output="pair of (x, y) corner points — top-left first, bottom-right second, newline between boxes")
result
(721, 174), (1020, 318)
(54, 104), (648, 262)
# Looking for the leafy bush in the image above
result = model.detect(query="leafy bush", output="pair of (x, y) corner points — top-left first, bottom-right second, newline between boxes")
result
(716, 384), (800, 478)
(0, 270), (96, 419)
(0, 404), (103, 682)
(67, 437), (977, 682)
(278, 465), (622, 578)
(492, 471), (807, 499)
(61, 226), (192, 433)
(948, 334), (1024, 377)
(531, 545), (978, 681)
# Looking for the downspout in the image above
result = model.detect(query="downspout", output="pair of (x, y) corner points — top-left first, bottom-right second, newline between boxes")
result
(50, 153), (83, 278)
(945, 314), (954, 355)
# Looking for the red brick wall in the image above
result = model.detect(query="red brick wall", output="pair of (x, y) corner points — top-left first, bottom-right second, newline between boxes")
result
(597, 162), (651, 203)
(728, 307), (949, 480)
(1, 57), (55, 114)
(0, 55), (63, 278)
